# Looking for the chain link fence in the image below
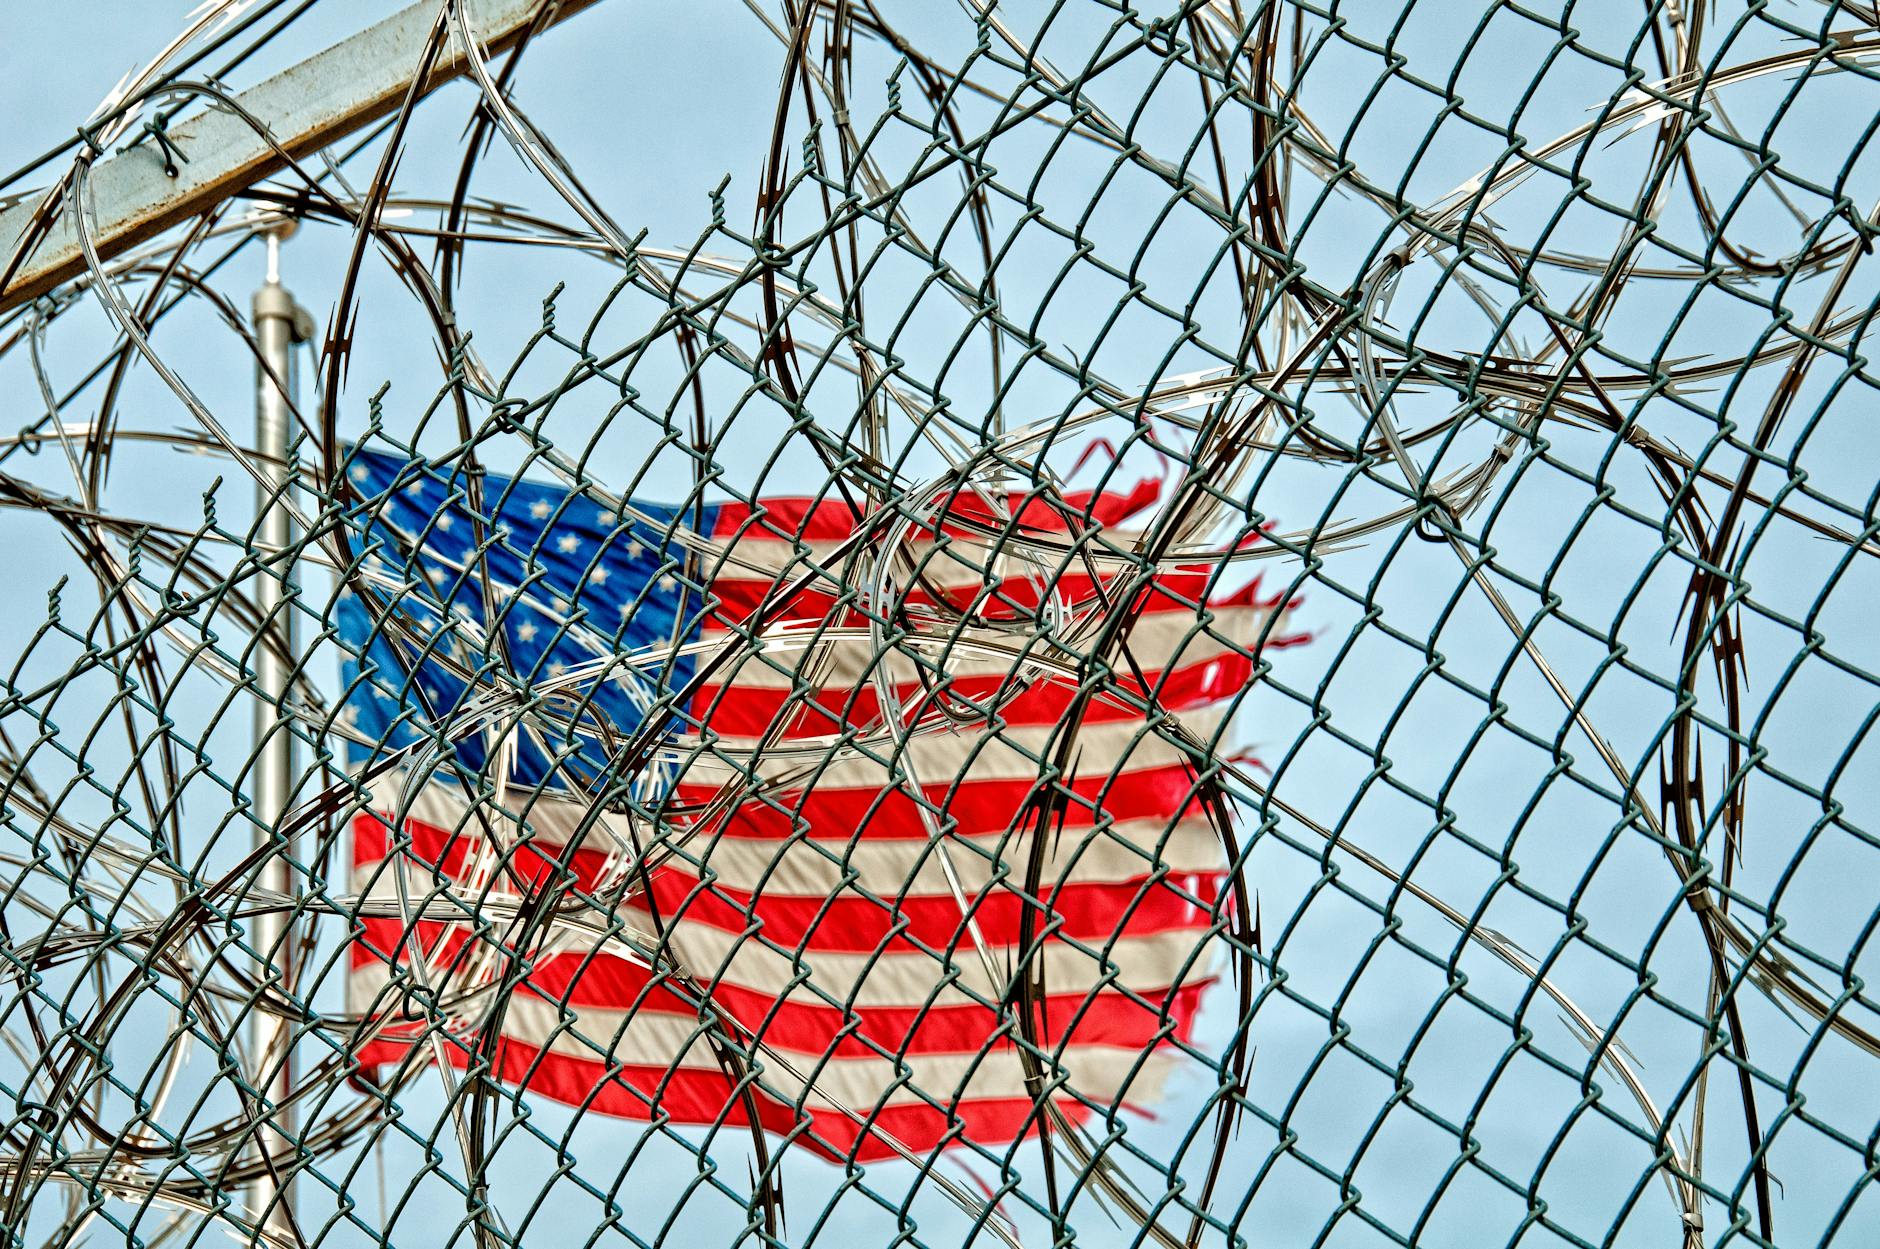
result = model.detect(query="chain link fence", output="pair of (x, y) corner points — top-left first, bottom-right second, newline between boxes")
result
(0, 1), (1876, 1246)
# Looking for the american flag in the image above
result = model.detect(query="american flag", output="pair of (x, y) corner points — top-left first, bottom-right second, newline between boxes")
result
(335, 444), (1300, 1162)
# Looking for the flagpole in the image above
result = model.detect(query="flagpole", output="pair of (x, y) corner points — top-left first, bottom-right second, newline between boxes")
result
(251, 216), (309, 1237)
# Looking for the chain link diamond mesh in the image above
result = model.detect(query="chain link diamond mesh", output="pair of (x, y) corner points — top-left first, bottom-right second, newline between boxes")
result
(0, 1), (1876, 1246)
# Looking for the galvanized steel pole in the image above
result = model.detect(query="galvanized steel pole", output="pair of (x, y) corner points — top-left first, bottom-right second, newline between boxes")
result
(250, 220), (308, 1238)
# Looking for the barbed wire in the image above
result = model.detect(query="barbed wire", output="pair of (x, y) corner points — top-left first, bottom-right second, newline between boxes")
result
(0, 1), (1876, 1247)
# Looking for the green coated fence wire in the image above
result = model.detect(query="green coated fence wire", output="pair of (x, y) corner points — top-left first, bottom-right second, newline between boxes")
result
(0, 1), (1876, 1247)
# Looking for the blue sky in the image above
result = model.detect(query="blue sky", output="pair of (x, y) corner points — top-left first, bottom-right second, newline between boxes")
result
(1, 3), (1878, 1247)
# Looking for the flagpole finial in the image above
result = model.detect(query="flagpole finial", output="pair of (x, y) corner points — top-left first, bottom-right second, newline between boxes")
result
(257, 209), (298, 285)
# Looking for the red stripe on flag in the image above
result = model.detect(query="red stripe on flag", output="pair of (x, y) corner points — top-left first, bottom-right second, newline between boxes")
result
(699, 567), (1291, 630)
(351, 1031), (1121, 1163)
(348, 921), (1211, 1054)
(710, 479), (1162, 543)
(352, 815), (1228, 951)
(667, 765), (1217, 840)
(686, 649), (1273, 739)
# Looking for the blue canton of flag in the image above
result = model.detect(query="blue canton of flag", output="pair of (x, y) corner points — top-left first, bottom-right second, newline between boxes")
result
(334, 445), (720, 794)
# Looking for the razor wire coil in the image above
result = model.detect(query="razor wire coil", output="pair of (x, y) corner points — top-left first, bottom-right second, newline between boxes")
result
(0, 2), (1876, 1247)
